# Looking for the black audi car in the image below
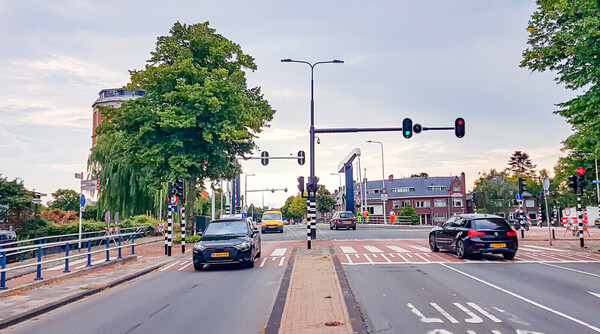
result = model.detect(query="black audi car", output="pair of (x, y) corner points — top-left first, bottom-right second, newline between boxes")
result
(193, 218), (261, 270)
(428, 214), (518, 259)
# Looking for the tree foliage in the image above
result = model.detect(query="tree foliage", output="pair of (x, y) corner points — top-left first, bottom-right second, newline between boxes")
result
(316, 186), (336, 215)
(48, 189), (80, 212)
(0, 174), (35, 228)
(90, 22), (275, 219)
(288, 195), (307, 220)
(505, 151), (537, 177)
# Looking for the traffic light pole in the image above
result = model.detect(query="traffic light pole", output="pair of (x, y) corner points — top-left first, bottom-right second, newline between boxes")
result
(544, 193), (552, 246)
(577, 193), (584, 247)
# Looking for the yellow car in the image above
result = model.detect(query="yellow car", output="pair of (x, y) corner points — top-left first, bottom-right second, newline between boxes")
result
(261, 210), (284, 233)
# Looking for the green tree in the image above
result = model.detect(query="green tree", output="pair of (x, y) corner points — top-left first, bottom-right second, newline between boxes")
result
(280, 196), (295, 220)
(521, 1), (600, 202)
(48, 189), (80, 212)
(472, 170), (516, 215)
(505, 151), (537, 178)
(316, 186), (336, 216)
(398, 203), (419, 224)
(90, 22), (275, 220)
(288, 195), (307, 220)
(0, 174), (35, 228)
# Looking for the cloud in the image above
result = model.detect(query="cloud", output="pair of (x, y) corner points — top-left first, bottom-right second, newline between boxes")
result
(36, 163), (87, 173)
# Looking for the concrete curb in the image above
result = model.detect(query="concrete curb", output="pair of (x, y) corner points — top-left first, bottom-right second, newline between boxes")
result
(331, 246), (367, 334)
(265, 247), (297, 334)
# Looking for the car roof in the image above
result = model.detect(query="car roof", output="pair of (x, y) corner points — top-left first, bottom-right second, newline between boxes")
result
(210, 218), (249, 224)
(454, 213), (505, 220)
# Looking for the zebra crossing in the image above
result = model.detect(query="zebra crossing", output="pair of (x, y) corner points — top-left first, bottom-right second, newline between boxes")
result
(159, 247), (291, 272)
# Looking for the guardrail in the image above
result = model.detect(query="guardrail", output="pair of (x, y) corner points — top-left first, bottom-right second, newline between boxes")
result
(0, 231), (142, 290)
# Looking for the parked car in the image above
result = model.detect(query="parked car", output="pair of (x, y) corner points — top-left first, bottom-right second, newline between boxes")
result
(330, 211), (357, 230)
(428, 214), (518, 260)
(193, 218), (261, 270)
(0, 229), (18, 262)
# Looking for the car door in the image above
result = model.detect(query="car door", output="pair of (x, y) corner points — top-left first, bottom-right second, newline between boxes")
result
(449, 217), (468, 251)
(249, 220), (260, 256)
(435, 217), (456, 248)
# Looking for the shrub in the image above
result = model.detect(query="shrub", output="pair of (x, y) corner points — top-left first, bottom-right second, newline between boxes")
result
(173, 234), (201, 244)
(40, 208), (78, 224)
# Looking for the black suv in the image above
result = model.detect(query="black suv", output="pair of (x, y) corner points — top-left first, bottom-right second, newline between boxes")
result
(193, 218), (261, 270)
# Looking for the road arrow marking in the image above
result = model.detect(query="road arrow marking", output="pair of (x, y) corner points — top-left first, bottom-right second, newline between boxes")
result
(407, 303), (443, 323)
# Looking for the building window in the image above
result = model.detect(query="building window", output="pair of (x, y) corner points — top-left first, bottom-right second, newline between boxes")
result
(415, 200), (430, 208)
(434, 199), (447, 207)
(525, 199), (535, 208)
(433, 213), (447, 222)
(452, 199), (463, 207)
(428, 186), (445, 191)
(453, 186), (461, 192)
(367, 189), (380, 195)
(392, 187), (414, 193)
(392, 200), (411, 209)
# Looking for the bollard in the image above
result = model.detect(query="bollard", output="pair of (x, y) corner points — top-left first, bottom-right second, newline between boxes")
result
(521, 230), (524, 239)
(1, 252), (6, 289)
(105, 238), (110, 262)
(552, 229), (555, 240)
(87, 240), (92, 267)
(117, 237), (122, 259)
(35, 247), (43, 280)
(131, 235), (136, 255)
(64, 243), (70, 273)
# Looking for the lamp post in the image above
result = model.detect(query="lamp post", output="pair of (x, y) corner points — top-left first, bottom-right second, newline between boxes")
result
(244, 173), (256, 213)
(367, 140), (387, 224)
(330, 173), (341, 190)
(281, 58), (343, 246)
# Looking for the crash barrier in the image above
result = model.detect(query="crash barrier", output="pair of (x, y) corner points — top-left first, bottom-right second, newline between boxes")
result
(0, 226), (148, 263)
(0, 231), (142, 289)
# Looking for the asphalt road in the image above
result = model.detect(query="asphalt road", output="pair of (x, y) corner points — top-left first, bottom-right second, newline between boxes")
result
(5, 264), (285, 334)
(345, 261), (600, 334)
(259, 224), (431, 242)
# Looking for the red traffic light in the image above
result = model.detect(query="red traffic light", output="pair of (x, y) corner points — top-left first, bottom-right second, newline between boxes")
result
(577, 167), (585, 175)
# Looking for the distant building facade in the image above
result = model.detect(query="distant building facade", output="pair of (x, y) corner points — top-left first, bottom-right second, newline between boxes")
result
(92, 88), (145, 147)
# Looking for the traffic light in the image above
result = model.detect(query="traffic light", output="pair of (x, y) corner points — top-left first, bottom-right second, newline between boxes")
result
(175, 178), (185, 201)
(402, 118), (413, 139)
(568, 175), (578, 194)
(577, 174), (586, 193)
(306, 176), (319, 194)
(297, 150), (305, 166)
(413, 123), (422, 134)
(518, 177), (527, 195)
(455, 118), (465, 138)
(168, 182), (175, 197)
(261, 151), (269, 166)
(297, 176), (305, 194)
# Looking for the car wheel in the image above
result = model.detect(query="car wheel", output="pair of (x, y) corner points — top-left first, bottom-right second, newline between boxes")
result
(352, 227), (356, 230)
(246, 259), (255, 268)
(330, 224), (333, 230)
(503, 252), (516, 260)
(456, 240), (468, 259)
(194, 263), (205, 271)
(429, 235), (439, 252)
(335, 225), (338, 230)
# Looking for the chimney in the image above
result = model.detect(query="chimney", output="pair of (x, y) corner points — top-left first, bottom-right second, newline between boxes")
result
(388, 174), (393, 182)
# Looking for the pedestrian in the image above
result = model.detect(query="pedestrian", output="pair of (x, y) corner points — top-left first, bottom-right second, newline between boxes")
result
(363, 210), (369, 223)
(357, 211), (362, 223)
(389, 210), (396, 223)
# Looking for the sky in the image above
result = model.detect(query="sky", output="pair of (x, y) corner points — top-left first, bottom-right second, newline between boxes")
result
(0, 1), (578, 209)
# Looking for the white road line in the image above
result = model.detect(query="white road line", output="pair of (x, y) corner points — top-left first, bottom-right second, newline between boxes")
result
(540, 262), (600, 278)
(178, 262), (193, 271)
(430, 303), (459, 323)
(372, 254), (378, 258)
(259, 258), (268, 267)
(467, 302), (502, 322)
(380, 254), (392, 263)
(271, 257), (276, 261)
(340, 246), (357, 254)
(415, 254), (430, 262)
(407, 303), (443, 323)
(279, 257), (285, 267)
(387, 245), (409, 252)
(185, 249), (193, 253)
(355, 254), (360, 258)
(270, 248), (287, 257)
(440, 263), (600, 333)
(388, 253), (395, 258)
(160, 261), (180, 271)
(345, 254), (353, 264)
(397, 254), (408, 263)
(454, 302), (483, 323)
(363, 254), (374, 265)
(364, 246), (384, 253)
(410, 245), (431, 252)
(178, 260), (188, 265)
(523, 245), (568, 252)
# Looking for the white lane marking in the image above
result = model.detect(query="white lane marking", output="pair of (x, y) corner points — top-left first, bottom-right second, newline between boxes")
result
(415, 254), (431, 263)
(397, 254), (408, 263)
(355, 254), (360, 258)
(467, 330), (477, 334)
(340, 246), (357, 254)
(278, 257), (285, 267)
(454, 302), (483, 323)
(363, 254), (374, 265)
(467, 302), (502, 322)
(271, 257), (276, 261)
(185, 249), (193, 253)
(406, 254), (413, 258)
(589, 292), (600, 300)
(430, 303), (458, 323)
(540, 262), (600, 278)
(345, 254), (353, 264)
(389, 253), (395, 258)
(259, 258), (268, 268)
(407, 303), (443, 323)
(523, 245), (567, 252)
(491, 331), (502, 334)
(387, 245), (409, 252)
(137, 256), (144, 259)
(410, 245), (431, 252)
(270, 248), (287, 257)
(440, 263), (600, 333)
(380, 254), (392, 263)
(160, 261), (180, 271)
(364, 246), (384, 253)
(178, 262), (193, 271)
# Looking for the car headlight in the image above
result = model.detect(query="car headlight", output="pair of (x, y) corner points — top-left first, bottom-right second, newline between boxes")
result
(236, 242), (251, 251)
(193, 243), (206, 251)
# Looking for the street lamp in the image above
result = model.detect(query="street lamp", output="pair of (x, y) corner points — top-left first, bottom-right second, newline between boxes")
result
(367, 140), (387, 224)
(330, 172), (341, 190)
(282, 58), (344, 245)
(244, 173), (256, 213)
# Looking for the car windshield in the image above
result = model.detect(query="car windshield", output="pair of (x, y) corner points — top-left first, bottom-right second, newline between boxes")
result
(472, 218), (511, 230)
(204, 220), (249, 237)
(263, 213), (281, 220)
(339, 213), (354, 218)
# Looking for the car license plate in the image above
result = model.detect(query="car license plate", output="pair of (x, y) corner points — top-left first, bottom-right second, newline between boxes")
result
(490, 243), (506, 248)
(344, 221), (350, 224)
(211, 252), (229, 258)
(269, 226), (276, 228)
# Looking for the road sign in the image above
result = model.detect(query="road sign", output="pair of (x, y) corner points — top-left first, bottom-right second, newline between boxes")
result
(82, 185), (99, 191)
(82, 179), (100, 186)
(80, 195), (86, 207)
(242, 213), (247, 218)
(32, 198), (42, 204)
(516, 193), (522, 200)
(168, 205), (178, 212)
(75, 172), (83, 179)
(543, 178), (550, 191)
(593, 180), (600, 184)
(381, 188), (387, 195)
(167, 195), (178, 205)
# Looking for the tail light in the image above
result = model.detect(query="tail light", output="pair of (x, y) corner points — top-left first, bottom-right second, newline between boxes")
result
(337, 218), (340, 221)
(507, 231), (517, 237)
(468, 230), (485, 238)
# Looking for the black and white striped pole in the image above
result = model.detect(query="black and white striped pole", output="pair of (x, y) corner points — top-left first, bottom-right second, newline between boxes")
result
(577, 193), (584, 247)
(181, 205), (186, 253)
(167, 204), (172, 256)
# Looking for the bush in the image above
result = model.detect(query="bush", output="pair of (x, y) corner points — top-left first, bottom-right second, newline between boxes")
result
(40, 208), (78, 224)
(173, 234), (201, 244)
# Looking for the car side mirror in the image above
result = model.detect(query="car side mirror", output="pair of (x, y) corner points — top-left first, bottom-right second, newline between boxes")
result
(252, 228), (259, 235)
